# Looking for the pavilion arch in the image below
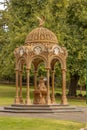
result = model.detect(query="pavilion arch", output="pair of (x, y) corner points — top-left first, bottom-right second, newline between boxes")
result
(28, 55), (48, 97)
(17, 57), (27, 71)
(29, 55), (47, 69)
(50, 56), (64, 70)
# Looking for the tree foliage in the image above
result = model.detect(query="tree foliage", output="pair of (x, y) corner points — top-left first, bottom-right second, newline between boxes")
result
(66, 0), (87, 95)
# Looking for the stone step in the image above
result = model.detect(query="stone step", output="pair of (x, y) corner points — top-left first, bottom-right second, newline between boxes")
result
(1, 109), (53, 113)
(0, 104), (82, 113)
(0, 108), (82, 113)
(4, 106), (52, 110)
(4, 106), (77, 110)
(11, 104), (69, 107)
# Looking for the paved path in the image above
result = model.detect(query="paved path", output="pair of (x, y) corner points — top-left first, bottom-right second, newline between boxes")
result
(0, 107), (87, 123)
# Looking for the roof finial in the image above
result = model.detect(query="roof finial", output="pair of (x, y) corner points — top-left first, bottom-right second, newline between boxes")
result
(36, 16), (45, 27)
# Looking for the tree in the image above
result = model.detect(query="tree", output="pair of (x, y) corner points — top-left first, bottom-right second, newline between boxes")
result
(50, 0), (87, 96)
(66, 0), (87, 96)
(0, 8), (11, 81)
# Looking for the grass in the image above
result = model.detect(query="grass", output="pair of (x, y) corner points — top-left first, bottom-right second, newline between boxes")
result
(0, 117), (85, 130)
(0, 84), (35, 105)
(68, 98), (87, 106)
(0, 85), (15, 105)
(0, 84), (87, 106)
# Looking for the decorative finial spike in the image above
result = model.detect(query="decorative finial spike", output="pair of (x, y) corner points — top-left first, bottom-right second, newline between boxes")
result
(36, 16), (45, 27)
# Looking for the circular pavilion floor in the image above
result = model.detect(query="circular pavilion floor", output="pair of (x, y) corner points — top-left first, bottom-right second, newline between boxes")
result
(0, 104), (82, 113)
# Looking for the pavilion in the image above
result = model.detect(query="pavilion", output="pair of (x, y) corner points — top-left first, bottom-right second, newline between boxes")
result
(14, 17), (68, 105)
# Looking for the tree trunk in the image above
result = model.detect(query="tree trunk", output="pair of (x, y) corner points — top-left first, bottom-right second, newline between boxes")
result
(68, 73), (79, 96)
(80, 86), (82, 95)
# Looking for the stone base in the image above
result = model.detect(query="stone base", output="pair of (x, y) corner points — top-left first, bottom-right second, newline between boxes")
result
(0, 104), (82, 113)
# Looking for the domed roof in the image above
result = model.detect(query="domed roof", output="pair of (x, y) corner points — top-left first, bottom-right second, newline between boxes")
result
(25, 27), (58, 44)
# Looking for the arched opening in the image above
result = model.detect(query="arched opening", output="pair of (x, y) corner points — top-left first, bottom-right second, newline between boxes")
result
(30, 57), (47, 104)
(15, 55), (47, 105)
(50, 57), (68, 105)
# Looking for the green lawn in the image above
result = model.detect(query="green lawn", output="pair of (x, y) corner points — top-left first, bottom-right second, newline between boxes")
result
(0, 117), (85, 130)
(0, 84), (87, 106)
(0, 84), (35, 105)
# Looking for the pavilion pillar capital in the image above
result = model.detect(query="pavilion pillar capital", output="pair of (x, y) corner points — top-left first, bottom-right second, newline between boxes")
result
(62, 68), (67, 72)
(26, 68), (30, 70)
(35, 70), (38, 73)
(19, 70), (22, 73)
(51, 70), (55, 73)
(46, 67), (50, 70)
(15, 68), (19, 71)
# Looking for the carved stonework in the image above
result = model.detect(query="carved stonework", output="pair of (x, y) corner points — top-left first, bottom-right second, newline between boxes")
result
(33, 76), (47, 104)
(19, 47), (24, 56)
(53, 47), (60, 55)
(25, 27), (58, 45)
(33, 46), (42, 55)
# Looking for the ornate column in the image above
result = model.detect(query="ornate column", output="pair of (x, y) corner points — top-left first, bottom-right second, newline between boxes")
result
(46, 68), (51, 104)
(51, 70), (56, 104)
(34, 70), (38, 90)
(19, 70), (23, 103)
(61, 69), (68, 105)
(33, 69), (38, 104)
(14, 69), (20, 104)
(25, 69), (31, 105)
